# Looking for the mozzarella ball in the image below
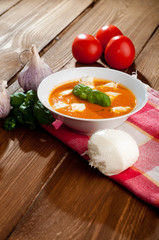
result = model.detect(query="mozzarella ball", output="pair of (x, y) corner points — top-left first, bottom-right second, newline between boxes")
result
(87, 129), (139, 176)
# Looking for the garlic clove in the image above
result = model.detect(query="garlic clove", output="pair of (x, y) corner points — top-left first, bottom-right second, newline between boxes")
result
(0, 81), (11, 119)
(18, 44), (53, 92)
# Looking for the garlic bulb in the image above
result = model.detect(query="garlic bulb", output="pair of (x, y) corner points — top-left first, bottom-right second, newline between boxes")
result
(0, 81), (11, 118)
(18, 44), (53, 92)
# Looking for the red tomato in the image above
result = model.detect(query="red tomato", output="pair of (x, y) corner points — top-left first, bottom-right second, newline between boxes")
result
(104, 35), (135, 70)
(72, 34), (102, 64)
(96, 25), (123, 51)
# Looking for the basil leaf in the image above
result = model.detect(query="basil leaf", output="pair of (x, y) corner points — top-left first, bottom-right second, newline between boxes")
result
(3, 90), (54, 131)
(73, 84), (92, 100)
(11, 107), (25, 125)
(3, 116), (16, 131)
(73, 84), (111, 107)
(33, 100), (54, 125)
(10, 92), (26, 107)
(19, 103), (36, 129)
(88, 90), (111, 107)
(25, 90), (38, 107)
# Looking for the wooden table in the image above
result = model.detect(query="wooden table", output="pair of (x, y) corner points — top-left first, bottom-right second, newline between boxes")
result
(0, 0), (159, 239)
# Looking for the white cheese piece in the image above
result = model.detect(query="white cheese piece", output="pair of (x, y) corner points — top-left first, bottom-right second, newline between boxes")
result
(111, 106), (131, 113)
(87, 129), (139, 176)
(81, 76), (94, 83)
(59, 89), (72, 96)
(71, 103), (85, 112)
(104, 82), (118, 88)
(105, 91), (121, 101)
(54, 102), (69, 110)
(79, 76), (95, 89)
(99, 82), (118, 89)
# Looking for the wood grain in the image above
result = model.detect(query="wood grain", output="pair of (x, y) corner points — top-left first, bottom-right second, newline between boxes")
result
(5, 0), (159, 94)
(0, 0), (92, 83)
(9, 0), (158, 94)
(0, 126), (69, 239)
(0, 0), (20, 15)
(8, 151), (159, 240)
(0, 0), (159, 239)
(134, 29), (159, 90)
(40, 0), (159, 72)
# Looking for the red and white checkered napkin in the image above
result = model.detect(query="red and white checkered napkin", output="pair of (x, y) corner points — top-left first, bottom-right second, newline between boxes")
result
(43, 87), (159, 208)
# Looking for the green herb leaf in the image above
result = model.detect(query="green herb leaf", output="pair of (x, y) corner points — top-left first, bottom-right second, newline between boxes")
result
(19, 103), (36, 128)
(3, 116), (16, 131)
(10, 92), (26, 107)
(87, 90), (111, 107)
(73, 84), (111, 107)
(25, 90), (38, 107)
(10, 107), (25, 125)
(73, 84), (92, 100)
(33, 100), (54, 125)
(3, 90), (54, 131)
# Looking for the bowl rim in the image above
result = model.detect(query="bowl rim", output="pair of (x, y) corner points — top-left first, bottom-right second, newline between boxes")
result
(37, 67), (148, 122)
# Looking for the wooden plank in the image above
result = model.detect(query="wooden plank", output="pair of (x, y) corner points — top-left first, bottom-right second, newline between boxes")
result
(133, 29), (159, 90)
(7, 0), (159, 94)
(5, 0), (159, 239)
(85, 196), (159, 240)
(1, 0), (159, 239)
(0, 0), (92, 83)
(0, 125), (69, 239)
(8, 150), (159, 240)
(31, 0), (159, 86)
(0, 0), (20, 15)
(0, 0), (93, 238)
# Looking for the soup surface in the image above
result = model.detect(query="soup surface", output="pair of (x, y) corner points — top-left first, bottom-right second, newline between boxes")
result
(49, 76), (136, 119)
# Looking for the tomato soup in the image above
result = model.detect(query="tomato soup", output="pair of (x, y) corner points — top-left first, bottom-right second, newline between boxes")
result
(49, 77), (136, 119)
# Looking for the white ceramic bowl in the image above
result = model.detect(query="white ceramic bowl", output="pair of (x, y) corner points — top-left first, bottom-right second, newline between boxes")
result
(37, 67), (148, 135)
